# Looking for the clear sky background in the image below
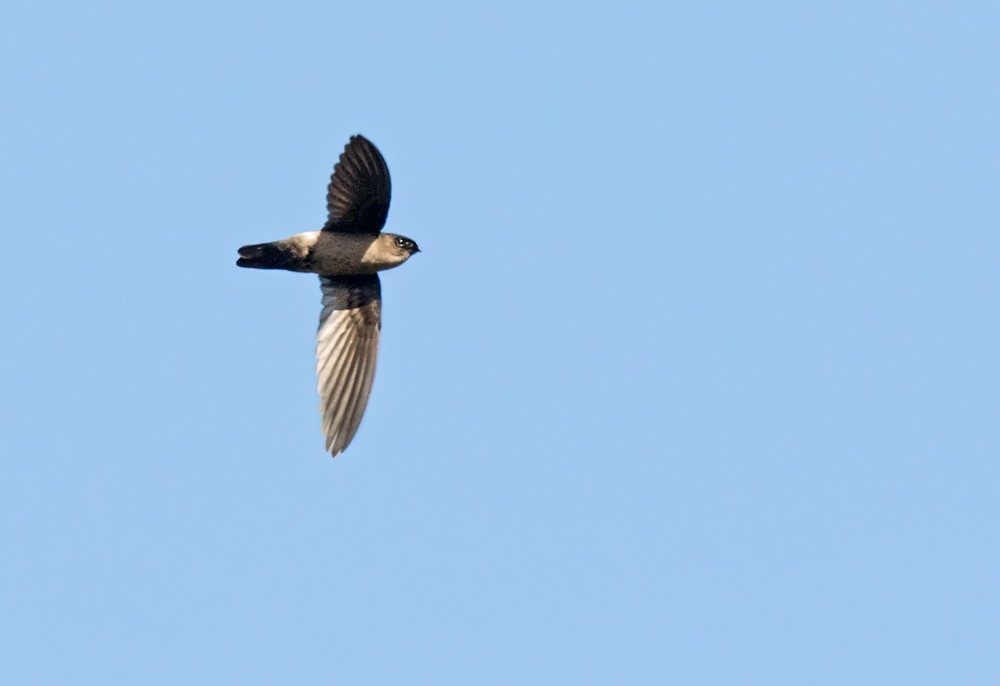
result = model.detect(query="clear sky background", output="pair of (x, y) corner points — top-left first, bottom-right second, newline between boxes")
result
(2, 2), (998, 684)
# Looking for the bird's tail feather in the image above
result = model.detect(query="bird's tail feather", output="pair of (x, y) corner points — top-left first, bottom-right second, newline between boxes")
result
(237, 242), (298, 270)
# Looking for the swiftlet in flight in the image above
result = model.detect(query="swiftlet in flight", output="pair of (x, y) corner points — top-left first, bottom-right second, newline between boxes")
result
(237, 135), (419, 456)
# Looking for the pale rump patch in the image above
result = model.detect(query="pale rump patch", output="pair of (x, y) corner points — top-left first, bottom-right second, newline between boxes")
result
(288, 231), (321, 257)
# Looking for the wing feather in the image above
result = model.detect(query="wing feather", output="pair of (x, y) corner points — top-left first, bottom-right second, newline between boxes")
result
(316, 275), (381, 456)
(323, 135), (391, 234)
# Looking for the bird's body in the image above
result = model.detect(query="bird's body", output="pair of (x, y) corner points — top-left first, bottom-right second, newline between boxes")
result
(238, 230), (414, 275)
(237, 135), (419, 456)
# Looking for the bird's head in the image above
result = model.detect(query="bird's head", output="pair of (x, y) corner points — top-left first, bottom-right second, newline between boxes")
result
(363, 233), (420, 271)
(386, 233), (420, 259)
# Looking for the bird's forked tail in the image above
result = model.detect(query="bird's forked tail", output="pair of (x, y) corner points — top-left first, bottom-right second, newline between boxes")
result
(237, 242), (299, 270)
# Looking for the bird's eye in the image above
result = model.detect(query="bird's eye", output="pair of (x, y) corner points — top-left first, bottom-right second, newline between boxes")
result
(395, 237), (407, 248)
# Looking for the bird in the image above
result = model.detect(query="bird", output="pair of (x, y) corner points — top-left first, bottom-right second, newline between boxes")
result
(237, 135), (419, 456)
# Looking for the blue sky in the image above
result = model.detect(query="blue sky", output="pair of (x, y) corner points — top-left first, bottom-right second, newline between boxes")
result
(2, 1), (999, 683)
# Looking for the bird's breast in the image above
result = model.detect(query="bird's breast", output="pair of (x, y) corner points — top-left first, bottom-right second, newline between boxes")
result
(310, 233), (382, 275)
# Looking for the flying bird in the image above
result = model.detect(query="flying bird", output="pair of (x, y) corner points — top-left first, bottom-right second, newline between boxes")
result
(237, 135), (419, 456)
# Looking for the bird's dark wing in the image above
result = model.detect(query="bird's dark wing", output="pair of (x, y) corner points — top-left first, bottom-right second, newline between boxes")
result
(316, 274), (381, 456)
(323, 135), (391, 234)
